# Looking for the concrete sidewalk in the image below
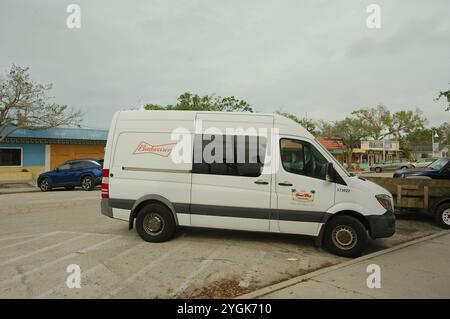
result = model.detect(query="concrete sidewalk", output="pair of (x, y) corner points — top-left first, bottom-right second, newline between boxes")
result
(0, 182), (39, 195)
(240, 231), (450, 299)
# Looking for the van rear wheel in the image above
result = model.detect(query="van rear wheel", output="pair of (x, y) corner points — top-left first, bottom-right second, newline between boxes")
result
(136, 203), (175, 242)
(324, 215), (368, 258)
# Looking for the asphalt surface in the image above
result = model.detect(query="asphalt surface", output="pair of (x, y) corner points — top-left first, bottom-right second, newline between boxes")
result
(0, 190), (443, 298)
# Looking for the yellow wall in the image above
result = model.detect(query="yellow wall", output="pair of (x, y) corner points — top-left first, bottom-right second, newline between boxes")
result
(0, 166), (45, 181)
(50, 144), (105, 169)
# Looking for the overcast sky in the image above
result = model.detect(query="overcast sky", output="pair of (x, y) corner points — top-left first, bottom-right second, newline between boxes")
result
(1, 0), (449, 129)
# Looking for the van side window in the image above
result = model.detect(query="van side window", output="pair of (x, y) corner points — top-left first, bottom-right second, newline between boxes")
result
(192, 134), (266, 177)
(280, 138), (328, 180)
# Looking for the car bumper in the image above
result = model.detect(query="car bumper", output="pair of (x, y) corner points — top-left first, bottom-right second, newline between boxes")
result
(367, 210), (396, 238)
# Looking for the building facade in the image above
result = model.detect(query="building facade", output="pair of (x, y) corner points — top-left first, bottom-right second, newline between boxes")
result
(410, 144), (450, 160)
(0, 127), (107, 181)
(317, 137), (347, 164)
(360, 140), (400, 165)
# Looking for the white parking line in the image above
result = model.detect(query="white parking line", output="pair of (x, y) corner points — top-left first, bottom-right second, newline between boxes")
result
(0, 232), (60, 251)
(36, 242), (148, 298)
(0, 235), (121, 287)
(171, 246), (223, 297)
(0, 233), (42, 242)
(104, 242), (188, 298)
(0, 233), (89, 267)
(239, 250), (266, 288)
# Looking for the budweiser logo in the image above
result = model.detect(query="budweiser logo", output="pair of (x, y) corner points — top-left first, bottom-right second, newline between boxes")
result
(133, 141), (177, 157)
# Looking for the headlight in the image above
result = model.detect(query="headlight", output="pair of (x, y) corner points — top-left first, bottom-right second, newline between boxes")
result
(376, 194), (393, 211)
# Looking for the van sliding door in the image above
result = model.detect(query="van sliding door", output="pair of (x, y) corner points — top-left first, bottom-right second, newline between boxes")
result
(190, 114), (273, 231)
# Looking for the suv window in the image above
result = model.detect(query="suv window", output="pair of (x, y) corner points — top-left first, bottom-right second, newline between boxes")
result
(57, 163), (72, 171)
(192, 134), (266, 177)
(72, 161), (95, 169)
(280, 138), (328, 180)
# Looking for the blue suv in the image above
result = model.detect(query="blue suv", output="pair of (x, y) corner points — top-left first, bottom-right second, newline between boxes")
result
(38, 159), (103, 192)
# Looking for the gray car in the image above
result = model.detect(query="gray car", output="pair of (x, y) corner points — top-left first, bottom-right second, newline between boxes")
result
(370, 159), (414, 173)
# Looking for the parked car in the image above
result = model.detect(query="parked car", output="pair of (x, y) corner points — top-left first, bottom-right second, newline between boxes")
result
(100, 110), (396, 258)
(393, 157), (450, 179)
(412, 157), (438, 168)
(370, 159), (414, 173)
(38, 159), (103, 192)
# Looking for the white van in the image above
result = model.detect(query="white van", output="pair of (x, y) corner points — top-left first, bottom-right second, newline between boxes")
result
(101, 111), (395, 257)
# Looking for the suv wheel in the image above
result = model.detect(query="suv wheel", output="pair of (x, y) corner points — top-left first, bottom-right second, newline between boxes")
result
(136, 203), (176, 242)
(324, 215), (368, 258)
(435, 203), (450, 229)
(80, 175), (94, 191)
(39, 178), (52, 192)
(375, 167), (382, 173)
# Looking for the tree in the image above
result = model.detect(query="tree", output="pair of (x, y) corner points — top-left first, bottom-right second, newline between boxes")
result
(276, 111), (318, 135)
(351, 105), (426, 140)
(318, 117), (370, 166)
(436, 86), (450, 111)
(0, 65), (82, 143)
(406, 123), (449, 146)
(386, 109), (427, 139)
(351, 105), (390, 140)
(144, 92), (253, 112)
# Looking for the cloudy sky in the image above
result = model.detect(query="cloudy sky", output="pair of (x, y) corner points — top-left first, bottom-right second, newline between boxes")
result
(0, 0), (449, 129)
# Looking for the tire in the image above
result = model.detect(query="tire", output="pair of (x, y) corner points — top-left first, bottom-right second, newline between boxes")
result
(65, 186), (75, 190)
(80, 175), (94, 191)
(435, 203), (450, 229)
(324, 215), (368, 258)
(375, 167), (382, 173)
(135, 203), (176, 242)
(39, 178), (52, 192)
(400, 166), (408, 170)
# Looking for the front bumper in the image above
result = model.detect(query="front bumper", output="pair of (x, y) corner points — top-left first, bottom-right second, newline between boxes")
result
(367, 210), (396, 239)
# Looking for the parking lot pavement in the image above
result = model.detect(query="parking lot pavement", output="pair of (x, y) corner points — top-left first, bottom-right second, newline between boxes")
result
(247, 231), (450, 299)
(0, 190), (444, 298)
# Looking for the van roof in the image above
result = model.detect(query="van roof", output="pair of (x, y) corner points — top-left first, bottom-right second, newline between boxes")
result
(116, 110), (314, 139)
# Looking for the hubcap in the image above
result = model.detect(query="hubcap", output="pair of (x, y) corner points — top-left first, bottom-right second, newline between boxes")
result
(442, 209), (450, 226)
(332, 225), (357, 250)
(41, 180), (48, 190)
(143, 213), (164, 235)
(82, 177), (91, 189)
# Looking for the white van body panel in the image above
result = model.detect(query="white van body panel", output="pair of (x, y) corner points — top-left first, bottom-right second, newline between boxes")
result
(102, 110), (395, 241)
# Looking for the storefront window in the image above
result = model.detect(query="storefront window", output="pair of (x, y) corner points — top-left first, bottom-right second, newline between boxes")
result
(0, 148), (22, 166)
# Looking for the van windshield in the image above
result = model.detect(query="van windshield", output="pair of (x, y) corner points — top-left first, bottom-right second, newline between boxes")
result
(314, 139), (351, 177)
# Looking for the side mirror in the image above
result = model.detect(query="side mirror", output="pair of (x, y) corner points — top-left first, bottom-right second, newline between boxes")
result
(325, 162), (334, 182)
(54, 168), (59, 172)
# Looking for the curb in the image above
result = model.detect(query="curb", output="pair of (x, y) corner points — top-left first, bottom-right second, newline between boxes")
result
(237, 230), (450, 299)
(0, 189), (40, 195)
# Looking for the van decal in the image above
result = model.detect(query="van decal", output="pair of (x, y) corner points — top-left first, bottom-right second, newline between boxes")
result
(291, 189), (315, 203)
(133, 141), (177, 157)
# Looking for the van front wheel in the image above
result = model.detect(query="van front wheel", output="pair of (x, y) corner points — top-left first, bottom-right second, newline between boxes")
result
(324, 215), (368, 258)
(136, 203), (175, 242)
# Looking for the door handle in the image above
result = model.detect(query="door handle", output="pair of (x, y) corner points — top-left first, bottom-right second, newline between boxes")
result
(254, 179), (269, 185)
(278, 181), (293, 186)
